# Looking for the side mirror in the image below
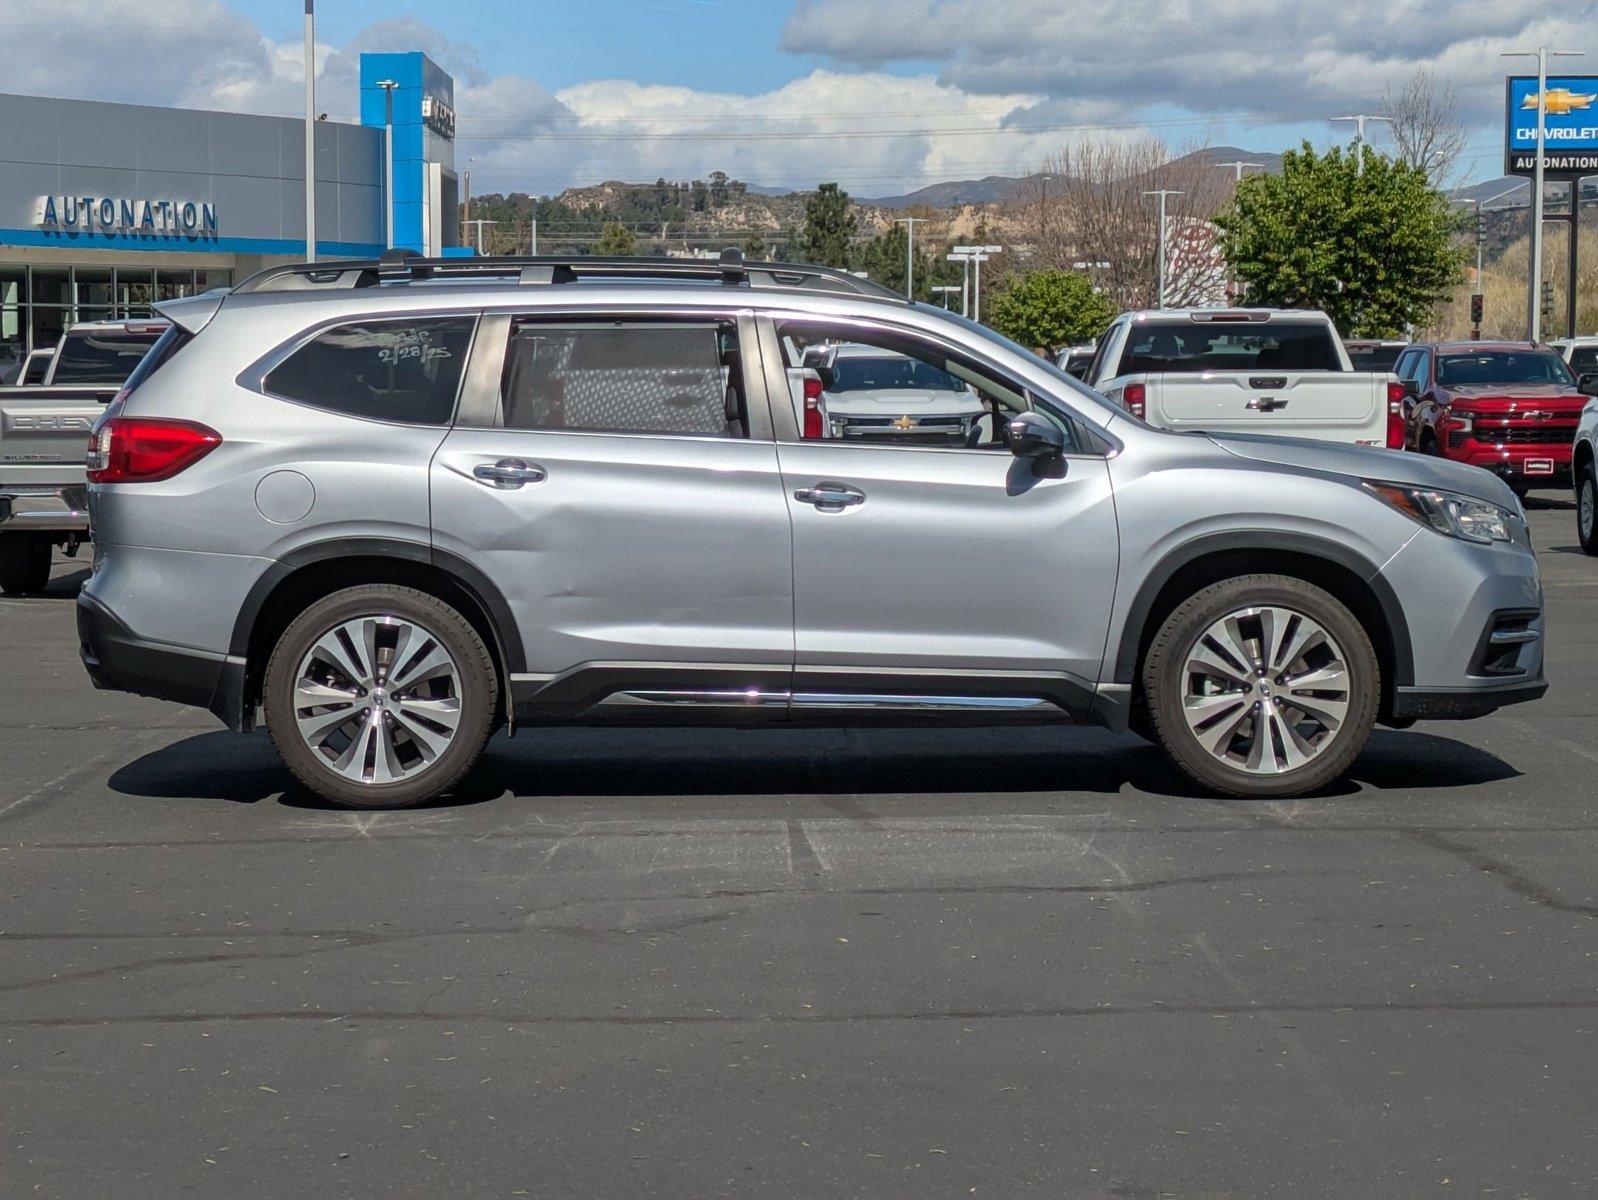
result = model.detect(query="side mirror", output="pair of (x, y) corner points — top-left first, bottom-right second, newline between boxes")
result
(1402, 378), (1421, 397)
(1007, 412), (1065, 460)
(1578, 373), (1598, 397)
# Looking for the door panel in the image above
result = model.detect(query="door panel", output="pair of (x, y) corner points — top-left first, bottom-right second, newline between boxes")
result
(776, 441), (1119, 707)
(431, 429), (794, 677)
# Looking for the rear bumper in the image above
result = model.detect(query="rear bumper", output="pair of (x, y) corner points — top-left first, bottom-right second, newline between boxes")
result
(77, 592), (246, 728)
(0, 486), (89, 533)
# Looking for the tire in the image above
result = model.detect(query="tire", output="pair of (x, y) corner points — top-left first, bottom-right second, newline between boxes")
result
(0, 534), (53, 596)
(263, 585), (497, 808)
(1142, 575), (1379, 799)
(1579, 461), (1598, 557)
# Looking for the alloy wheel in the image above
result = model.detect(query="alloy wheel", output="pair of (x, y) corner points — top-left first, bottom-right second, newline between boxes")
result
(1581, 476), (1595, 543)
(1180, 605), (1351, 776)
(291, 615), (463, 786)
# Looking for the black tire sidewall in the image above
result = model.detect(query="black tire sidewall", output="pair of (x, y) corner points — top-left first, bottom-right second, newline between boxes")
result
(1580, 466), (1598, 556)
(1145, 576), (1379, 799)
(263, 586), (496, 809)
(0, 534), (53, 595)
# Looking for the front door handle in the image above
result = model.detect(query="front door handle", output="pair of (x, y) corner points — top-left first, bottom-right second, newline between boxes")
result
(1246, 396), (1288, 412)
(794, 481), (865, 511)
(472, 459), (547, 489)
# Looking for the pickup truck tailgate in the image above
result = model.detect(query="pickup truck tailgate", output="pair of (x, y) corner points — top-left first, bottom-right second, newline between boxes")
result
(1149, 373), (1385, 442)
(0, 386), (113, 488)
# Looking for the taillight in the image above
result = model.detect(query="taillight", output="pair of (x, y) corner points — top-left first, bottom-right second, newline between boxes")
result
(1386, 380), (1406, 450)
(802, 372), (825, 439)
(86, 417), (221, 483)
(1123, 382), (1146, 420)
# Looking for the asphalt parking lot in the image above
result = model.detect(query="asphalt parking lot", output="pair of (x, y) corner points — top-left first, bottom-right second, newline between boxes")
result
(3, 502), (1596, 1199)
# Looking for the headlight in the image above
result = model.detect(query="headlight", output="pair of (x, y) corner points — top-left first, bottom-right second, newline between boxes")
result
(1364, 482), (1513, 544)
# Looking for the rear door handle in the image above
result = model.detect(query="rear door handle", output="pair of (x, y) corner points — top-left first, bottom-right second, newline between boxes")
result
(794, 481), (866, 510)
(472, 458), (547, 489)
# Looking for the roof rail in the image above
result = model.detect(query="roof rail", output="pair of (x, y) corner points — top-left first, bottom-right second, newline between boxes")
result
(231, 247), (906, 302)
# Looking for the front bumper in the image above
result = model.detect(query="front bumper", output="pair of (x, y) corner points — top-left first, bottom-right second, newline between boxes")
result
(1448, 444), (1573, 488)
(0, 485), (89, 533)
(77, 592), (246, 728)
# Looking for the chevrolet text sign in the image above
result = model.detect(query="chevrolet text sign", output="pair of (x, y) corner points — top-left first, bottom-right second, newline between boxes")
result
(1506, 76), (1598, 175)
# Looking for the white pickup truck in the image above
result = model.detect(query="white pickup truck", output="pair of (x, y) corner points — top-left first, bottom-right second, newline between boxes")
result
(1082, 308), (1405, 448)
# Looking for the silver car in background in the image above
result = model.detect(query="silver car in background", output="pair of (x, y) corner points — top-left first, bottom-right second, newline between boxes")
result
(79, 251), (1546, 808)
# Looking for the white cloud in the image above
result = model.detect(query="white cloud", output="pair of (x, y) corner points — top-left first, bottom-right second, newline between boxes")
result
(781, 0), (1598, 125)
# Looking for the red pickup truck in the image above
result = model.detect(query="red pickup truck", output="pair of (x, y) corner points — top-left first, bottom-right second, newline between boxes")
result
(1398, 341), (1592, 496)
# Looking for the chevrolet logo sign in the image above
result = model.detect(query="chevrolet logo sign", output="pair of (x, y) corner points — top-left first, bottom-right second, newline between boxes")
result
(892, 415), (916, 431)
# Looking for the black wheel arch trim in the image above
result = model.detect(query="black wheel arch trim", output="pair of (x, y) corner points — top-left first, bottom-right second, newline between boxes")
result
(1110, 530), (1415, 690)
(229, 536), (525, 681)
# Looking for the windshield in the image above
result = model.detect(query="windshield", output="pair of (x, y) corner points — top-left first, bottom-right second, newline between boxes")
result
(1121, 320), (1343, 373)
(829, 355), (965, 393)
(50, 328), (164, 384)
(1345, 344), (1405, 372)
(1437, 350), (1574, 388)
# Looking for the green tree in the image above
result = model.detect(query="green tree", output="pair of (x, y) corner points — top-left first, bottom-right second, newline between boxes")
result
(795, 182), (857, 268)
(988, 270), (1115, 352)
(592, 220), (637, 256)
(741, 231), (768, 258)
(1214, 141), (1465, 336)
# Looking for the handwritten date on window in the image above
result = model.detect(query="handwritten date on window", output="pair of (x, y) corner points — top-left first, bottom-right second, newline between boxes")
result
(378, 331), (452, 367)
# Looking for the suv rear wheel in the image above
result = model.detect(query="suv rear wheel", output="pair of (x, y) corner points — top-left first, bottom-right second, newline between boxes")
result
(1578, 461), (1598, 556)
(263, 585), (497, 808)
(1143, 575), (1379, 798)
(0, 534), (53, 595)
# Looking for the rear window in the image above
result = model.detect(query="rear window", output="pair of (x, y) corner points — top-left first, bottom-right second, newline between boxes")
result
(1121, 321), (1343, 374)
(1345, 344), (1404, 372)
(1436, 351), (1574, 388)
(263, 317), (476, 425)
(50, 328), (164, 384)
(829, 355), (966, 393)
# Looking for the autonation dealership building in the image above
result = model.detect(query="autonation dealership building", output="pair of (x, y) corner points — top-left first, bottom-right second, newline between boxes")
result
(0, 51), (462, 379)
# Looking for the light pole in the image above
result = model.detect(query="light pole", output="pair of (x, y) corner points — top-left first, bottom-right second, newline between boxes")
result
(375, 79), (399, 250)
(946, 253), (970, 316)
(464, 219), (499, 255)
(1330, 113), (1392, 176)
(931, 285), (960, 310)
(894, 216), (924, 299)
(303, 0), (316, 261)
(1141, 190), (1183, 308)
(1504, 47), (1586, 342)
(461, 155), (475, 250)
(952, 244), (1001, 321)
(1215, 159), (1261, 184)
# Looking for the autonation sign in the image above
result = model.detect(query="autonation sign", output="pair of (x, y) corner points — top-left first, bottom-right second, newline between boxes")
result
(1506, 75), (1598, 175)
(36, 195), (219, 238)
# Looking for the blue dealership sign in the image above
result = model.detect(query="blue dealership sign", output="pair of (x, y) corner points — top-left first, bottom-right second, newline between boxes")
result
(1506, 75), (1598, 175)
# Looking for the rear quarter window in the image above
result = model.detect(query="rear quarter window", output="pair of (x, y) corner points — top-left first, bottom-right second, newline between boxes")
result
(262, 316), (476, 425)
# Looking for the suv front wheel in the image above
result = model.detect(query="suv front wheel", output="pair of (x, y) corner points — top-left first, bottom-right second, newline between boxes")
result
(1143, 575), (1379, 798)
(1578, 460), (1598, 556)
(263, 585), (498, 808)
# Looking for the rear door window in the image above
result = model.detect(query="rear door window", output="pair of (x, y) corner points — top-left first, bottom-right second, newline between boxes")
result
(263, 316), (476, 425)
(499, 320), (746, 438)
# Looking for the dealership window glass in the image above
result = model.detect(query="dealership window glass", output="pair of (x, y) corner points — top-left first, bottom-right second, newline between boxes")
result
(157, 270), (195, 301)
(199, 270), (232, 291)
(0, 308), (21, 382)
(263, 317), (475, 425)
(31, 267), (69, 307)
(75, 268), (113, 308)
(116, 268), (154, 313)
(32, 306), (68, 350)
(500, 320), (743, 437)
(0, 265), (22, 308)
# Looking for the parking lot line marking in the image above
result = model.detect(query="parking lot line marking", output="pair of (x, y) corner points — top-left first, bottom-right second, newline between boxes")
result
(1502, 718), (1598, 766)
(0, 735), (151, 821)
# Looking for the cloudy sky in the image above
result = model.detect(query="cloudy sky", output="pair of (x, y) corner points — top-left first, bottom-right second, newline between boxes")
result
(3, 0), (1594, 196)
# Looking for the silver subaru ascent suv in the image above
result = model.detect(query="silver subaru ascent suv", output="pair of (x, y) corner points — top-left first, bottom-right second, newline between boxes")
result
(78, 251), (1546, 807)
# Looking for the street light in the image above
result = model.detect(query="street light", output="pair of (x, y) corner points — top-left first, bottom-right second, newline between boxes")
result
(464, 219), (499, 255)
(931, 285), (961, 310)
(1330, 113), (1392, 176)
(1503, 46), (1587, 342)
(951, 244), (1001, 321)
(1141, 190), (1183, 308)
(303, 0), (316, 261)
(375, 78), (400, 250)
(1215, 160), (1262, 184)
(894, 216), (924, 299)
